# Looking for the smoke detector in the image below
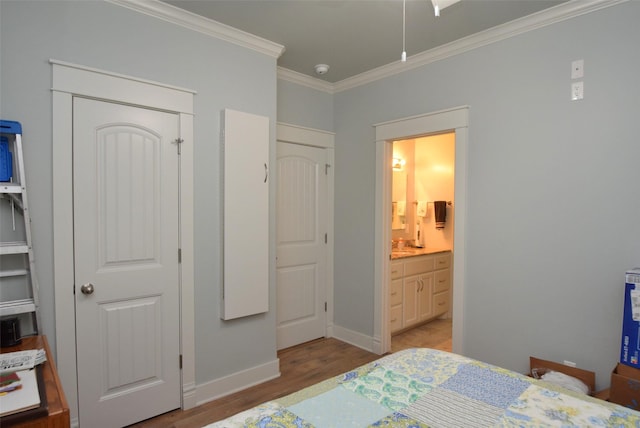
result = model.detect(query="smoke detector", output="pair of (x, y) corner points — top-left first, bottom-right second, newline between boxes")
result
(314, 64), (330, 75)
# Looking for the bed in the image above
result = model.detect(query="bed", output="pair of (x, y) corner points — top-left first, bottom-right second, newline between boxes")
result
(206, 348), (640, 427)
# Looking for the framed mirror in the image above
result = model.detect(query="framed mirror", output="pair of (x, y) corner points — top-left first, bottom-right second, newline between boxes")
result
(392, 170), (407, 230)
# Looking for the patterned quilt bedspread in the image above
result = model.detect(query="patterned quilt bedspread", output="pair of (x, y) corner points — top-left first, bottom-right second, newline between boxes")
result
(206, 348), (640, 427)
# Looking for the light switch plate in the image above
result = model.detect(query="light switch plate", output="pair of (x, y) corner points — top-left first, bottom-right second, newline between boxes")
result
(571, 59), (584, 79)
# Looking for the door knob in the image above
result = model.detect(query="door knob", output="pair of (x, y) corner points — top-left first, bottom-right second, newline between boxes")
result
(80, 283), (95, 295)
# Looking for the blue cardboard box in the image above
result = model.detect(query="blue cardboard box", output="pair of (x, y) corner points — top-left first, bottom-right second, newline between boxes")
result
(621, 268), (640, 368)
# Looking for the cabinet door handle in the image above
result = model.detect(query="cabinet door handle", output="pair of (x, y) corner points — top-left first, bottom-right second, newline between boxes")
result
(264, 163), (269, 183)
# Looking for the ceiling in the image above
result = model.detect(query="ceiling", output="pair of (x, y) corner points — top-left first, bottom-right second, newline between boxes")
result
(163, 0), (567, 83)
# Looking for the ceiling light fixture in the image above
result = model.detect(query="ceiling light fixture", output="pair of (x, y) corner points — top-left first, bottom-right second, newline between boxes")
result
(314, 64), (329, 75)
(431, 0), (461, 17)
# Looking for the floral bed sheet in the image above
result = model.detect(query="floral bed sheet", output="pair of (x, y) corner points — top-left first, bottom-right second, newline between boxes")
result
(206, 348), (640, 427)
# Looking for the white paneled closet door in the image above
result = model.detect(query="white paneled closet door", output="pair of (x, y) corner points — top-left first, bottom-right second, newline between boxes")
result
(276, 142), (327, 349)
(73, 97), (181, 427)
(221, 109), (270, 320)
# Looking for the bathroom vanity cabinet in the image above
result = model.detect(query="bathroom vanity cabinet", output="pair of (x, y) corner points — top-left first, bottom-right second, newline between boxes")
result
(389, 251), (451, 334)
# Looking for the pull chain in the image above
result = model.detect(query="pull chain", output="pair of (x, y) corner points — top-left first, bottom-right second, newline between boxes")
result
(401, 0), (407, 62)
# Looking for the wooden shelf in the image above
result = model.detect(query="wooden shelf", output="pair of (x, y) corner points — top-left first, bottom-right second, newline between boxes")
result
(1, 336), (70, 427)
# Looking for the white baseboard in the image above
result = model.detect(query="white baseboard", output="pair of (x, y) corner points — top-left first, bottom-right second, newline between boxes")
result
(330, 324), (377, 353)
(195, 358), (280, 406)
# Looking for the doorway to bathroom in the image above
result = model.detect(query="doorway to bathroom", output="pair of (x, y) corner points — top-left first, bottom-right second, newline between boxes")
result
(390, 133), (455, 352)
(372, 106), (468, 355)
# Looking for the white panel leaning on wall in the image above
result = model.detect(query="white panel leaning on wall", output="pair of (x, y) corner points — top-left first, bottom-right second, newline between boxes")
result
(220, 109), (270, 320)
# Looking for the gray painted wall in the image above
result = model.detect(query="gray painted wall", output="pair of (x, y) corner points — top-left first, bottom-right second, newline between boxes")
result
(331, 1), (640, 389)
(277, 79), (334, 131)
(0, 0), (278, 384)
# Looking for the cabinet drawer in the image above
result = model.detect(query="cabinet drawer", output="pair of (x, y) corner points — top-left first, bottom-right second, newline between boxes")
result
(390, 305), (403, 333)
(390, 261), (404, 279)
(434, 253), (451, 270)
(434, 269), (450, 293)
(390, 279), (402, 306)
(404, 255), (434, 276)
(433, 291), (450, 316)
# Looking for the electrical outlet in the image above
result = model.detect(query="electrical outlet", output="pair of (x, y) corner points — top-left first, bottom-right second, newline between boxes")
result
(571, 82), (584, 101)
(563, 360), (577, 367)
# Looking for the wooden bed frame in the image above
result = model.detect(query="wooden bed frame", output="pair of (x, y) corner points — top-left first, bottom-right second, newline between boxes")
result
(529, 356), (596, 395)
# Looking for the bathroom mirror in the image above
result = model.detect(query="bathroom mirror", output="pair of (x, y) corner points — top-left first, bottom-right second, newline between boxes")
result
(392, 170), (407, 230)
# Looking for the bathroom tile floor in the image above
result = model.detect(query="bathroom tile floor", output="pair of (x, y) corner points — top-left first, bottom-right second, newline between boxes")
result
(391, 318), (452, 353)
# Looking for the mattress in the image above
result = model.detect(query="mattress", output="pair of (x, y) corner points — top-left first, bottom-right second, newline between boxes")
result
(205, 348), (640, 427)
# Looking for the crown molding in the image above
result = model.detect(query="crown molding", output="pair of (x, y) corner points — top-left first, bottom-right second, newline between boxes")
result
(107, 0), (285, 59)
(277, 67), (335, 94)
(110, 0), (624, 93)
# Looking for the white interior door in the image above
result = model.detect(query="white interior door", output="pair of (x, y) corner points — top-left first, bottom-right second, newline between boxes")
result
(276, 142), (327, 349)
(73, 97), (181, 427)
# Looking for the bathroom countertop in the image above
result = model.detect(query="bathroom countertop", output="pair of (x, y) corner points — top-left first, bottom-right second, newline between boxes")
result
(391, 247), (451, 259)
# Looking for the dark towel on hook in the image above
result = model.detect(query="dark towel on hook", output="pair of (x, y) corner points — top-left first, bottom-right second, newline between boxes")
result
(434, 201), (447, 230)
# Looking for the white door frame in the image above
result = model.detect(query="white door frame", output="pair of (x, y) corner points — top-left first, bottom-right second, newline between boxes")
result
(373, 106), (469, 355)
(51, 60), (196, 425)
(276, 122), (335, 338)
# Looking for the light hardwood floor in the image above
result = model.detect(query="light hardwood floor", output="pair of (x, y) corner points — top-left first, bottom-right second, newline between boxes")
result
(128, 319), (451, 427)
(391, 318), (452, 353)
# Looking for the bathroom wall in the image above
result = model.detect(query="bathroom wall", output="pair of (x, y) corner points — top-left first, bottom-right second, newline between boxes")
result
(414, 133), (455, 250)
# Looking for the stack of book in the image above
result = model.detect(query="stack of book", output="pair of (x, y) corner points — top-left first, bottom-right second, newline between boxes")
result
(0, 349), (47, 420)
(1, 372), (23, 394)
